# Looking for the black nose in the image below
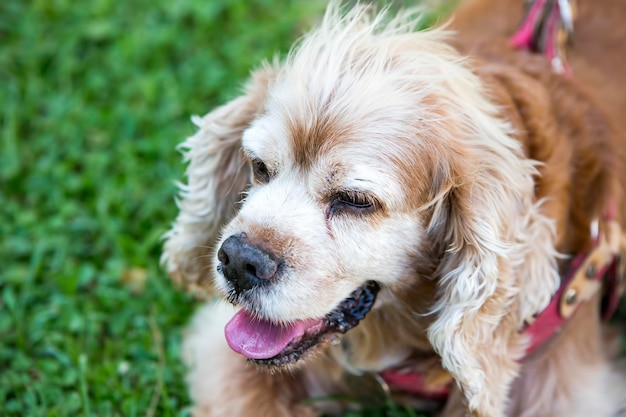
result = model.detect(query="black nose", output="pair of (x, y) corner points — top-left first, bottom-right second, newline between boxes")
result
(217, 234), (278, 294)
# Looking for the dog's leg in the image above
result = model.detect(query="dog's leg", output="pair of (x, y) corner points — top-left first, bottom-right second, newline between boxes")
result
(507, 299), (626, 417)
(438, 385), (467, 417)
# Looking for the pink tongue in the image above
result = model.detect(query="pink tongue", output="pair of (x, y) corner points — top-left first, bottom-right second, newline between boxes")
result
(224, 309), (319, 359)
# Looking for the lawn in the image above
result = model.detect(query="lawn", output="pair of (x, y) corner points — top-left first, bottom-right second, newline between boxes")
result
(1, 0), (623, 416)
(1, 1), (328, 415)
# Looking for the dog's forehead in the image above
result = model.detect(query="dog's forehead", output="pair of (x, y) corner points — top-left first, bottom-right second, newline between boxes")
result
(244, 110), (416, 192)
(251, 84), (425, 158)
(240, 65), (438, 205)
(244, 115), (424, 208)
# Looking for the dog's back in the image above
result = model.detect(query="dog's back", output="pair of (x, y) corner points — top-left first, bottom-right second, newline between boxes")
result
(451, 0), (626, 128)
(450, 0), (626, 237)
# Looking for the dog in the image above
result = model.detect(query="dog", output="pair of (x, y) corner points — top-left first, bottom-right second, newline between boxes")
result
(162, 1), (626, 416)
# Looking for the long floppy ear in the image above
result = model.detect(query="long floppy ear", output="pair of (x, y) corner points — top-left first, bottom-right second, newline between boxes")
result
(162, 63), (279, 295)
(425, 76), (560, 416)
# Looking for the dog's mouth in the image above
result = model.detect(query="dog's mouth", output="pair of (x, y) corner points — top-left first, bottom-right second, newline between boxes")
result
(224, 281), (380, 367)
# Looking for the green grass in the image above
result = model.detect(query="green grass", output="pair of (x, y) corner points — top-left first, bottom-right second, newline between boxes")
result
(0, 1), (448, 414)
(2, 0), (435, 415)
(0, 0), (450, 414)
(2, 0), (623, 416)
(0, 1), (327, 415)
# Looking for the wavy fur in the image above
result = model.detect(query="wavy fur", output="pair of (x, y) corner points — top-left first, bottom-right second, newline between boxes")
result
(164, 1), (626, 416)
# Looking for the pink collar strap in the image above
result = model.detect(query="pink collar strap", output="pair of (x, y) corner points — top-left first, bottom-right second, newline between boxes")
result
(379, 203), (624, 402)
(523, 203), (624, 355)
(510, 0), (576, 75)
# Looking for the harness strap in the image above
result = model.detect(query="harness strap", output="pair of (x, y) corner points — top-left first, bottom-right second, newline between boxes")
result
(511, 0), (576, 74)
(523, 202), (624, 355)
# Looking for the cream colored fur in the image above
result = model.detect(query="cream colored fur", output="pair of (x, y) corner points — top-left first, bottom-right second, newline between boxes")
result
(163, 3), (624, 417)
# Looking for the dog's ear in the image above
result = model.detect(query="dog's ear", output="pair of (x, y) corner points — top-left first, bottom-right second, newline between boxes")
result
(425, 89), (560, 416)
(162, 63), (278, 295)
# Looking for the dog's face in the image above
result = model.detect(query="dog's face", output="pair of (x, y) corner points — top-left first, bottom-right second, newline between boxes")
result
(163, 5), (561, 415)
(214, 77), (436, 365)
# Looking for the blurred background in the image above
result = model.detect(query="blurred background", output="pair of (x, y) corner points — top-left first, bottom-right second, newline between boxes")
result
(1, 1), (328, 415)
(2, 0), (623, 416)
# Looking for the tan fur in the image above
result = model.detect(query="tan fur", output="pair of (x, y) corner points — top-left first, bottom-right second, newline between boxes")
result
(164, 2), (626, 416)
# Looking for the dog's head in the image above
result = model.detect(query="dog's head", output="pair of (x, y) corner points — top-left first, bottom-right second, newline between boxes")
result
(163, 5), (560, 416)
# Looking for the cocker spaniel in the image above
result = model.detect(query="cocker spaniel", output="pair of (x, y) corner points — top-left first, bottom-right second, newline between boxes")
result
(162, 1), (626, 416)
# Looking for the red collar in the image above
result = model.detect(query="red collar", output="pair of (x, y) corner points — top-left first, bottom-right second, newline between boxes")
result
(378, 367), (451, 401)
(524, 205), (624, 355)
(378, 205), (624, 403)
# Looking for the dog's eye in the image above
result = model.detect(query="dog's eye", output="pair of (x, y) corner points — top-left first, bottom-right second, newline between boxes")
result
(252, 159), (271, 183)
(329, 190), (377, 216)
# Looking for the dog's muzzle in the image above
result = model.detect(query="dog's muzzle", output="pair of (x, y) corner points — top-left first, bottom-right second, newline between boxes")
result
(216, 233), (381, 367)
